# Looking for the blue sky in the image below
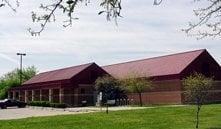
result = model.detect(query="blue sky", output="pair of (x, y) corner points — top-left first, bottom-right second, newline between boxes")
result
(0, 0), (220, 76)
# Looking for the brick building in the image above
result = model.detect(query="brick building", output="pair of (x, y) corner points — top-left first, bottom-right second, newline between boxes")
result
(8, 63), (108, 106)
(103, 49), (221, 104)
(8, 49), (221, 106)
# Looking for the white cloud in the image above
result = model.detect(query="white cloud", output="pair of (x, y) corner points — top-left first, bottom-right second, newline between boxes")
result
(0, 0), (220, 75)
(0, 53), (18, 64)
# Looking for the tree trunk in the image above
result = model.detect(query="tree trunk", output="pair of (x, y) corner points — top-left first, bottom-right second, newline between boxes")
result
(196, 105), (201, 129)
(139, 92), (143, 107)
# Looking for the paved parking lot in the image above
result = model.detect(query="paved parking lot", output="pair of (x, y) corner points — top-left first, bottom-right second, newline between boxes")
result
(0, 106), (148, 120)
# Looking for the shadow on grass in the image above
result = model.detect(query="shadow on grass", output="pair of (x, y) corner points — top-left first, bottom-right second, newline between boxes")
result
(207, 127), (221, 129)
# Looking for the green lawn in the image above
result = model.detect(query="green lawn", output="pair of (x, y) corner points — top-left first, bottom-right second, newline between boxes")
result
(0, 104), (221, 129)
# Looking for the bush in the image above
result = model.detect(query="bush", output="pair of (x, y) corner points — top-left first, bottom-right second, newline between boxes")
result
(29, 101), (50, 107)
(29, 101), (67, 108)
(51, 103), (67, 108)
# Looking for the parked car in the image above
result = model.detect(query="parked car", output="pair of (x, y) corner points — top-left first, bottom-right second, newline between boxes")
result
(0, 99), (27, 109)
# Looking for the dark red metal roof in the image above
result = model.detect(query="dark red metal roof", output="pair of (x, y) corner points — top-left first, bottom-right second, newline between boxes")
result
(23, 49), (207, 85)
(102, 49), (206, 78)
(23, 63), (94, 85)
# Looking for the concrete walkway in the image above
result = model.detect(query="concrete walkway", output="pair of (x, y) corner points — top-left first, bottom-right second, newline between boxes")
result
(0, 107), (83, 120)
(0, 105), (185, 120)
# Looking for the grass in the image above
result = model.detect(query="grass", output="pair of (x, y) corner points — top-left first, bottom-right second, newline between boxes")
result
(0, 104), (221, 129)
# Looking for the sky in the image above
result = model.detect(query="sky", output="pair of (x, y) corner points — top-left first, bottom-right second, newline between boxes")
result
(0, 0), (220, 76)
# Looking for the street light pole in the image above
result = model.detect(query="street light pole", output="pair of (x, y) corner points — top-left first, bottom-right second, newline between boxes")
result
(17, 53), (26, 85)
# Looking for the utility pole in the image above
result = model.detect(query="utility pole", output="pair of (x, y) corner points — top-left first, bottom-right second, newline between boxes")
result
(17, 53), (26, 85)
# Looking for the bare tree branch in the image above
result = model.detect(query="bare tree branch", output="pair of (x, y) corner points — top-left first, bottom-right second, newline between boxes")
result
(153, 0), (163, 5)
(4, 0), (221, 39)
(28, 0), (122, 36)
(28, 0), (63, 36)
(183, 0), (221, 39)
(0, 0), (19, 12)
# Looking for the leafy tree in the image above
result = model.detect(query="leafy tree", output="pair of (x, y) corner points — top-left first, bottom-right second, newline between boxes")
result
(21, 66), (37, 81)
(182, 73), (213, 129)
(120, 74), (152, 107)
(0, 66), (37, 99)
(95, 75), (125, 103)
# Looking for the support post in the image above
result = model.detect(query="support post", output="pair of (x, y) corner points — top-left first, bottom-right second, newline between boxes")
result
(16, 53), (26, 85)
(32, 90), (35, 101)
(49, 89), (53, 102)
(74, 88), (78, 106)
(40, 89), (42, 101)
(8, 91), (10, 99)
(25, 90), (28, 103)
(19, 91), (21, 101)
(12, 91), (16, 100)
(106, 104), (109, 114)
(59, 88), (64, 103)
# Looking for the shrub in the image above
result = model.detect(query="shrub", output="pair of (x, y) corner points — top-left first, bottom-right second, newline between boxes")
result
(51, 103), (67, 108)
(182, 73), (213, 129)
(29, 101), (67, 108)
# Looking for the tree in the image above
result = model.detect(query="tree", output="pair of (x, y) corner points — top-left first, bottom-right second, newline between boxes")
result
(154, 0), (221, 39)
(95, 75), (125, 104)
(182, 0), (221, 39)
(0, 66), (37, 99)
(21, 66), (37, 81)
(28, 0), (122, 36)
(0, 0), (19, 12)
(182, 73), (213, 129)
(120, 74), (152, 107)
(0, 0), (122, 35)
(2, 0), (221, 38)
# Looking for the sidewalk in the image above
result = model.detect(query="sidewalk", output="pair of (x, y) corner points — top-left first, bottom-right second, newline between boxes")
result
(0, 105), (185, 120)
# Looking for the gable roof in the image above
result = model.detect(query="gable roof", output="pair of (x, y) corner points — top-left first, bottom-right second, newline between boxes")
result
(23, 63), (94, 85)
(102, 49), (206, 78)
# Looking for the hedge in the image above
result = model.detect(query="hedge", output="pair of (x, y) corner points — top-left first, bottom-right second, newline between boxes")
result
(29, 101), (67, 108)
